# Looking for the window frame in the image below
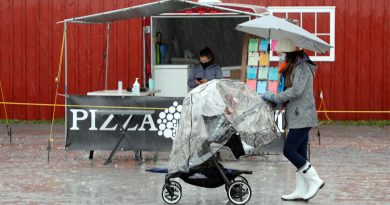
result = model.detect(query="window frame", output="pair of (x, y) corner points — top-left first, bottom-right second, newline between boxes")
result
(267, 6), (336, 62)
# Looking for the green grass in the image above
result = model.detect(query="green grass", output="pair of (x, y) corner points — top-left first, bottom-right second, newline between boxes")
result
(0, 119), (65, 125)
(319, 120), (390, 127)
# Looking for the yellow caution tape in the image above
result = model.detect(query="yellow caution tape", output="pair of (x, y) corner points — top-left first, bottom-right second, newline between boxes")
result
(0, 101), (166, 110)
(0, 101), (388, 113)
(318, 98), (332, 120)
(49, 32), (66, 143)
(0, 81), (9, 125)
(317, 110), (390, 113)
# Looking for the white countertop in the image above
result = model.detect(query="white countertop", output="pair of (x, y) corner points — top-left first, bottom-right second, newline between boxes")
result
(153, 64), (191, 69)
(153, 64), (240, 71)
(87, 89), (160, 97)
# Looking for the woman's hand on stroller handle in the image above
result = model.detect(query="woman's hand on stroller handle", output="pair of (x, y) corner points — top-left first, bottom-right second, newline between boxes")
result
(262, 92), (275, 102)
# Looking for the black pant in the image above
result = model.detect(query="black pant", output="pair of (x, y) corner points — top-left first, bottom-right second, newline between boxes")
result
(283, 127), (311, 169)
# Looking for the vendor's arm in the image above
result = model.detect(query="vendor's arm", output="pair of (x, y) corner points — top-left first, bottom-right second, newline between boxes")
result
(272, 63), (311, 103)
(187, 65), (198, 88)
(201, 65), (222, 83)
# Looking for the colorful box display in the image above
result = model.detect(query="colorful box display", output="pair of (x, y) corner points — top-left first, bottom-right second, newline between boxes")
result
(258, 67), (269, 80)
(246, 79), (257, 91)
(246, 66), (258, 79)
(246, 37), (281, 95)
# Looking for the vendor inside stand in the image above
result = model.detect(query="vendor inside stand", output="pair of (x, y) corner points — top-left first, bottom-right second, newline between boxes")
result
(187, 47), (222, 89)
(152, 16), (248, 97)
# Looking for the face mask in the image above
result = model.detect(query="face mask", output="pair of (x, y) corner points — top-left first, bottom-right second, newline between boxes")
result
(200, 61), (212, 69)
(278, 53), (286, 64)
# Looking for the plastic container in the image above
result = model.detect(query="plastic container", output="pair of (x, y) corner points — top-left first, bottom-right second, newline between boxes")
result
(132, 78), (140, 95)
(148, 78), (155, 90)
(118, 81), (122, 94)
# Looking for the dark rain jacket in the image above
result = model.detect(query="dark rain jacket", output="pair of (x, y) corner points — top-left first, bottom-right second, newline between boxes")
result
(187, 64), (223, 89)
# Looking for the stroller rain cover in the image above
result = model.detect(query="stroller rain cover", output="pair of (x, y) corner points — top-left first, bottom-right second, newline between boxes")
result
(168, 79), (278, 173)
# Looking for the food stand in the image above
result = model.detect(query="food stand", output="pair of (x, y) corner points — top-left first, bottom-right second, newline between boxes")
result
(60, 0), (268, 161)
(148, 4), (268, 96)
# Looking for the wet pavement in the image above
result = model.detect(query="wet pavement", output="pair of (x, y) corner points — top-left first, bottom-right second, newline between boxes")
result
(0, 123), (389, 205)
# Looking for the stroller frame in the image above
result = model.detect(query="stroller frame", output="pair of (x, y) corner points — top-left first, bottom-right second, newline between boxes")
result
(162, 155), (253, 205)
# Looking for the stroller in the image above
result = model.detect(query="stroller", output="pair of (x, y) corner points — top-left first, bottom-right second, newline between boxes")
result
(161, 128), (255, 204)
(150, 80), (278, 204)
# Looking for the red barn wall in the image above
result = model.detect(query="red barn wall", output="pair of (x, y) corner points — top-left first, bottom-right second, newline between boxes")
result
(0, 0), (389, 120)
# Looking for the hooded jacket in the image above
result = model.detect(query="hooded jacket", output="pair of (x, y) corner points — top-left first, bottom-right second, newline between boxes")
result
(187, 64), (222, 89)
(272, 52), (318, 129)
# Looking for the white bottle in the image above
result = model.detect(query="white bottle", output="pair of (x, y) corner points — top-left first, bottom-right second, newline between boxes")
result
(118, 81), (122, 94)
(132, 78), (140, 96)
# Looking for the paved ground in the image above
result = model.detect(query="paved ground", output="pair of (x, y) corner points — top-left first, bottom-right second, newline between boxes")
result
(0, 123), (389, 205)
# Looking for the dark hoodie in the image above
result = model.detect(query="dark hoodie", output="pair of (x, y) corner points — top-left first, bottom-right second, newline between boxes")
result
(187, 63), (223, 89)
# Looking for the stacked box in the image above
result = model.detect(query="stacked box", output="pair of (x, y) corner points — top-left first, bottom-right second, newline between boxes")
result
(245, 38), (281, 95)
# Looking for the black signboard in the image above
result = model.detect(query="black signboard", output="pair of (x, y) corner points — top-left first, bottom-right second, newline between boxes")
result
(66, 95), (184, 151)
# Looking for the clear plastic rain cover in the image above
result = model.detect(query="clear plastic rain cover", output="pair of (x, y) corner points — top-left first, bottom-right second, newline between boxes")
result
(168, 79), (278, 173)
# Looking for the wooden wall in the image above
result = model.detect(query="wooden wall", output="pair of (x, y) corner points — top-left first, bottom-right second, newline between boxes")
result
(0, 0), (146, 120)
(0, 0), (389, 120)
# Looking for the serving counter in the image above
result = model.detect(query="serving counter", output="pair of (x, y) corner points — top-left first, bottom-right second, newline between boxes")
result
(87, 89), (160, 96)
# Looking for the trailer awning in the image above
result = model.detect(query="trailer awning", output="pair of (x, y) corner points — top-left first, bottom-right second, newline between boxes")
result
(60, 0), (267, 24)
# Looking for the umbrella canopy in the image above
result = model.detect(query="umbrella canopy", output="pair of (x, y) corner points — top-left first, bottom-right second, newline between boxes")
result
(168, 79), (278, 173)
(236, 15), (331, 53)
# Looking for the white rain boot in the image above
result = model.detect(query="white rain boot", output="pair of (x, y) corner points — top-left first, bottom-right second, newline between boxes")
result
(281, 171), (308, 201)
(300, 161), (324, 200)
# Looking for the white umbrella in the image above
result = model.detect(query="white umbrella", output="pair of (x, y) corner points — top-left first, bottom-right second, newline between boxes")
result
(236, 15), (331, 54)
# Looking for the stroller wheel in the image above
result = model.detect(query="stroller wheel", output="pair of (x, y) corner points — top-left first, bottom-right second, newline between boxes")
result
(169, 180), (182, 191)
(227, 181), (252, 205)
(225, 176), (249, 192)
(162, 181), (182, 204)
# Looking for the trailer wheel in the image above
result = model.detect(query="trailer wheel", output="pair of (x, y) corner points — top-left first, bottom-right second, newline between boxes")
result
(227, 181), (252, 205)
(162, 181), (182, 204)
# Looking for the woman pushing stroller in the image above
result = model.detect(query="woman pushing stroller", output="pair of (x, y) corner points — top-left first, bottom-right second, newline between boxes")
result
(262, 38), (325, 201)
